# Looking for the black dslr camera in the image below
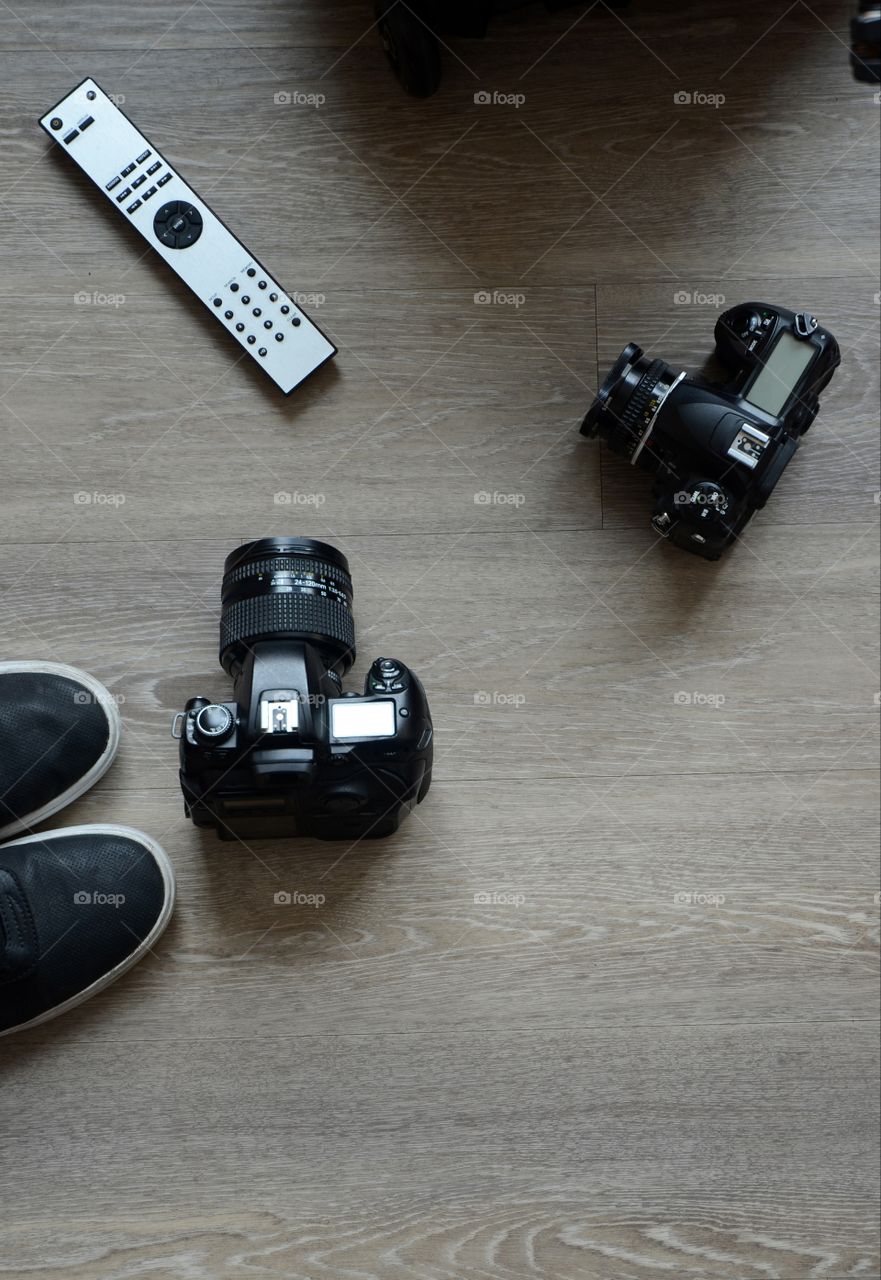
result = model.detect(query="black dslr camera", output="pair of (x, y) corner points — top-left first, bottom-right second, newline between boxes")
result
(581, 303), (841, 560)
(175, 538), (433, 841)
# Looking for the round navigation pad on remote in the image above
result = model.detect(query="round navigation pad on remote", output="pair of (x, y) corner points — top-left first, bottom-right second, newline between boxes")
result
(153, 200), (203, 249)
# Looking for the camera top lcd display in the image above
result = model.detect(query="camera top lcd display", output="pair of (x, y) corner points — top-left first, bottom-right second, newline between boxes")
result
(330, 700), (396, 741)
(746, 331), (815, 417)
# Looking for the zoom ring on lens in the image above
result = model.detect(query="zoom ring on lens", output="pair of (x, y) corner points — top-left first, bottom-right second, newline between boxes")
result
(220, 593), (356, 662)
(620, 360), (668, 441)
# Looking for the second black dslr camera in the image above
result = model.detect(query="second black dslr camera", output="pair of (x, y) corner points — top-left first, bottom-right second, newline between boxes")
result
(175, 539), (433, 841)
(582, 303), (841, 559)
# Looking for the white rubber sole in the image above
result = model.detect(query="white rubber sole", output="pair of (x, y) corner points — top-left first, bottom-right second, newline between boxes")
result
(0, 824), (176, 1038)
(0, 661), (123, 841)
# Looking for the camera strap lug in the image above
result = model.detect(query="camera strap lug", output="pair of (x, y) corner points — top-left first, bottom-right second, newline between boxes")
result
(171, 712), (186, 740)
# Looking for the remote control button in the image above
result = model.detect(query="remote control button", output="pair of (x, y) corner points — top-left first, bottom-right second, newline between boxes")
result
(127, 199), (142, 213)
(152, 200), (203, 249)
(258, 347), (267, 357)
(247, 335), (256, 345)
(63, 129), (79, 144)
(79, 116), (94, 131)
(280, 304), (290, 315)
(50, 117), (63, 130)
(246, 268), (256, 278)
(241, 295), (251, 305)
(157, 172), (172, 186)
(132, 174), (147, 188)
(136, 150), (151, 164)
(106, 176), (122, 191)
(275, 333), (284, 342)
(121, 163), (135, 176)
(86, 90), (96, 100)
(147, 161), (161, 175)
(292, 317), (301, 327)
(224, 310), (234, 319)
(213, 297), (222, 307)
(258, 280), (267, 290)
(230, 283), (239, 293)
(252, 307), (261, 317)
(116, 187), (132, 202)
(263, 320), (272, 329)
(269, 292), (278, 302)
(142, 185), (157, 200)
(236, 323), (245, 332)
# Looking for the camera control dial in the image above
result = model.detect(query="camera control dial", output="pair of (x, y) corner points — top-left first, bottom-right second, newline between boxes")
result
(369, 658), (408, 694)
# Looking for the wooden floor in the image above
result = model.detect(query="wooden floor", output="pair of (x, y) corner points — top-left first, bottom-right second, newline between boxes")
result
(1, 2), (879, 1277)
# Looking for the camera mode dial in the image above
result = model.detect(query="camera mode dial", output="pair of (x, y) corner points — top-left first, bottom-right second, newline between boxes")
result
(678, 482), (730, 523)
(195, 703), (235, 743)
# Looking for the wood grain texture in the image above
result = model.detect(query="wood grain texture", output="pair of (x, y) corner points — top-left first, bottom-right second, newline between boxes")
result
(0, 0), (879, 1276)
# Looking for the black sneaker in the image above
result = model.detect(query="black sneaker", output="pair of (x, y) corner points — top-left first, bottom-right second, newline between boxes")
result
(0, 661), (122, 840)
(0, 824), (175, 1037)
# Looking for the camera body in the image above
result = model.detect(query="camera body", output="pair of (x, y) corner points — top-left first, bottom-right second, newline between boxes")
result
(582, 303), (841, 559)
(175, 539), (433, 841)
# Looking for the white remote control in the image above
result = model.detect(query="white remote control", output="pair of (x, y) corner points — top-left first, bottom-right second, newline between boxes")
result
(40, 78), (336, 395)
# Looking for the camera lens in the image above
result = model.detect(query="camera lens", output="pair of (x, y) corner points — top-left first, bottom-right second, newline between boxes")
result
(220, 538), (355, 676)
(582, 344), (679, 462)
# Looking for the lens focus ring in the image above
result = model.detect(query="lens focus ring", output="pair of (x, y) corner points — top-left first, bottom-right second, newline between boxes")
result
(223, 556), (352, 594)
(620, 359), (668, 437)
